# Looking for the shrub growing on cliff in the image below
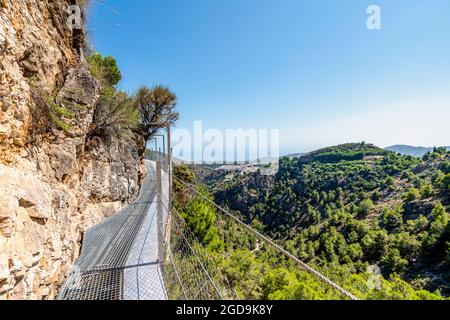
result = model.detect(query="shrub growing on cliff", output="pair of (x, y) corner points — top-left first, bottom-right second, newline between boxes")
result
(89, 87), (139, 138)
(135, 85), (179, 138)
(46, 96), (74, 133)
(87, 53), (122, 87)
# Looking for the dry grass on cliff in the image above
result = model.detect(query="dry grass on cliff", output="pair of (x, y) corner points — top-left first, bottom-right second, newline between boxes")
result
(28, 86), (52, 143)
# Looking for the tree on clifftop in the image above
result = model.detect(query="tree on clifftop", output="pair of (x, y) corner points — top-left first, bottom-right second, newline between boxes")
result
(135, 85), (179, 139)
(87, 53), (122, 87)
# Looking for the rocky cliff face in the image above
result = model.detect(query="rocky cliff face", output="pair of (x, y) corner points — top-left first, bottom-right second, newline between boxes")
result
(0, 0), (145, 299)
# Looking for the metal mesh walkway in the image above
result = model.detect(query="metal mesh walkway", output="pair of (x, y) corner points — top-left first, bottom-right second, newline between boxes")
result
(58, 161), (168, 300)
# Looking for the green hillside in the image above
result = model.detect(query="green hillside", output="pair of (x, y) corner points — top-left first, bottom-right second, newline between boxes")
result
(182, 143), (450, 299)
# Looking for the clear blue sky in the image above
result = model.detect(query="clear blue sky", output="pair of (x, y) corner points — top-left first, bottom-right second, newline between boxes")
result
(88, 0), (450, 156)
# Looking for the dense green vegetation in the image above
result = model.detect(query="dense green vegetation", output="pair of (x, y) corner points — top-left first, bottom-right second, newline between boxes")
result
(180, 144), (450, 299)
(87, 53), (140, 138)
(298, 143), (388, 164)
(87, 53), (122, 87)
(46, 96), (75, 132)
(87, 53), (178, 140)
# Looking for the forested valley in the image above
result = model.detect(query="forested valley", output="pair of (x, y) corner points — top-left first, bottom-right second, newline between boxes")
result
(173, 143), (449, 300)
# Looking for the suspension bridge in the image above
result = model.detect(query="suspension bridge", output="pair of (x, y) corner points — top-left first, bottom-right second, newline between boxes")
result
(58, 156), (358, 300)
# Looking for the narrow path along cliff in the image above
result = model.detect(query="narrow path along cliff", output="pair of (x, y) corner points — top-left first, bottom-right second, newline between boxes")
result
(58, 160), (170, 300)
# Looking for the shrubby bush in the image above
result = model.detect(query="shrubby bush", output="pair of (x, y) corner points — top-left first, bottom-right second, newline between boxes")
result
(403, 188), (421, 202)
(381, 207), (403, 229)
(87, 52), (122, 86)
(86, 53), (179, 142)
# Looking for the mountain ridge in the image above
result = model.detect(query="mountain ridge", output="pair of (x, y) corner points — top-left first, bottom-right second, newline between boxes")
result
(385, 145), (450, 157)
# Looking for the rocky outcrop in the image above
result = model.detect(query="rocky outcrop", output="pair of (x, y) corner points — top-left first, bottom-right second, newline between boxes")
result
(0, 1), (145, 299)
(0, 0), (83, 154)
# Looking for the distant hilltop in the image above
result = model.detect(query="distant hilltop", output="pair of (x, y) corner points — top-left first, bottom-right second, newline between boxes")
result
(146, 143), (450, 165)
(385, 145), (450, 157)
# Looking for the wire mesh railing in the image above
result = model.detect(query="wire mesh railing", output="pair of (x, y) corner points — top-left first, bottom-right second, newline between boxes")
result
(160, 189), (238, 300)
(146, 150), (170, 171)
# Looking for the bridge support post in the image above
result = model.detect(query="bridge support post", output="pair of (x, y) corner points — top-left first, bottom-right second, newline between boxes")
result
(156, 160), (164, 264)
(168, 125), (172, 198)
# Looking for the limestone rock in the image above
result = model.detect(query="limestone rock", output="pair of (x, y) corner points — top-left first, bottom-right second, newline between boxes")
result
(0, 200), (14, 238)
(49, 144), (77, 180)
(0, 218), (13, 238)
(0, 0), (145, 300)
(0, 201), (14, 219)
(58, 68), (100, 106)
(57, 67), (100, 137)
(0, 254), (9, 282)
